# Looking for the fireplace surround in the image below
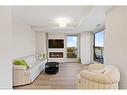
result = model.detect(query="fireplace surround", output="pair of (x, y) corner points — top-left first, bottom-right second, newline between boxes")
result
(49, 52), (63, 58)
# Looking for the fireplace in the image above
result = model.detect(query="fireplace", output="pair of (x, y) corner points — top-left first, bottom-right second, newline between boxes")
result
(49, 52), (63, 58)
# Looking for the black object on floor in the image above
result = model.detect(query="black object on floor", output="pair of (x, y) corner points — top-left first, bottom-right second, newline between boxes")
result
(45, 62), (59, 74)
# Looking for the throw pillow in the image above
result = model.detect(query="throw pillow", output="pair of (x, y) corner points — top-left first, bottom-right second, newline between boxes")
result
(14, 59), (29, 69)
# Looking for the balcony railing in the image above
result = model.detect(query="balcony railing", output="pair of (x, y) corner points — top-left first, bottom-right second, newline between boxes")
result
(94, 46), (104, 63)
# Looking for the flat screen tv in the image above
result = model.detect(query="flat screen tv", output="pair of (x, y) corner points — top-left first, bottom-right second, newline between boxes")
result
(48, 39), (64, 48)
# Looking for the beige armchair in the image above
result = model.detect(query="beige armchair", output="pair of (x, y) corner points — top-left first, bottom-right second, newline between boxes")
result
(76, 64), (120, 89)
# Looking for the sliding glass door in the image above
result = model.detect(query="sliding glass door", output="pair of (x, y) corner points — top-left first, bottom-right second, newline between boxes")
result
(66, 35), (78, 62)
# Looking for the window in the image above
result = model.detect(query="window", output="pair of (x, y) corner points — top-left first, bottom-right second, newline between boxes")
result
(94, 31), (104, 63)
(67, 35), (78, 58)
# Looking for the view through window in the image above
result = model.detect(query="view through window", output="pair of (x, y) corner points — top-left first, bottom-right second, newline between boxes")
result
(94, 31), (104, 63)
(67, 35), (77, 58)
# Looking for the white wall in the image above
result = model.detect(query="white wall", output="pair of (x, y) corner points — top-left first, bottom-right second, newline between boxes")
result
(35, 32), (47, 55)
(105, 7), (127, 89)
(80, 31), (93, 64)
(0, 7), (12, 88)
(12, 14), (35, 59)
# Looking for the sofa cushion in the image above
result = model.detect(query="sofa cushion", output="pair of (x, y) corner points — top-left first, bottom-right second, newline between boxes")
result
(14, 60), (29, 69)
(28, 60), (42, 68)
(25, 56), (36, 63)
(25, 56), (36, 67)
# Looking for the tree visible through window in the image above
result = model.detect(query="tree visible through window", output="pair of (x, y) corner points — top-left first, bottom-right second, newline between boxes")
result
(94, 31), (104, 63)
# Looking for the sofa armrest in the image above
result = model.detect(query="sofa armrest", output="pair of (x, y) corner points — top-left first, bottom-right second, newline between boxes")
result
(13, 65), (27, 71)
(13, 65), (30, 86)
(80, 70), (117, 84)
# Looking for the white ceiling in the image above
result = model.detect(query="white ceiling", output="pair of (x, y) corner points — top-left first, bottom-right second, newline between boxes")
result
(12, 6), (112, 33)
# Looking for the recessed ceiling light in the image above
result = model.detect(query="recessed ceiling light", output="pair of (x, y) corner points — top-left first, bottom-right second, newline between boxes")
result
(54, 17), (71, 28)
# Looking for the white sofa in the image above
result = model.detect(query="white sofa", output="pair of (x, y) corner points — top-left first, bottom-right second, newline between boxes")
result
(13, 55), (47, 86)
(76, 63), (120, 89)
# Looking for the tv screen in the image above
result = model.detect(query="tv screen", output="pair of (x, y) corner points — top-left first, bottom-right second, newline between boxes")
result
(48, 39), (64, 48)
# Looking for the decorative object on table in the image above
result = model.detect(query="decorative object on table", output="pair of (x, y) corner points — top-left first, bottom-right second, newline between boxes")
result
(45, 62), (59, 74)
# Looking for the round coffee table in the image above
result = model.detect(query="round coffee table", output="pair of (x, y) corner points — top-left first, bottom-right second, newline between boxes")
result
(45, 62), (59, 74)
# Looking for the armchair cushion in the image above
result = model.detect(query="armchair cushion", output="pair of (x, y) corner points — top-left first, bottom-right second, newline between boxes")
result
(88, 63), (105, 71)
(89, 69), (105, 74)
(80, 70), (108, 84)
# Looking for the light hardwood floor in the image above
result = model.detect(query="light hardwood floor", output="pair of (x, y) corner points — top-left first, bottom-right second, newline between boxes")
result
(14, 63), (88, 89)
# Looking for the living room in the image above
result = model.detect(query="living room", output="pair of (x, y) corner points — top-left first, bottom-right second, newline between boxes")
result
(0, 5), (127, 91)
(12, 6), (97, 89)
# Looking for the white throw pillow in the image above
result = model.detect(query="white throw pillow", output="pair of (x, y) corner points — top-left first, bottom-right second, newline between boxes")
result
(26, 62), (33, 68)
(25, 56), (36, 67)
(25, 56), (36, 63)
